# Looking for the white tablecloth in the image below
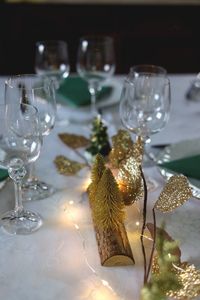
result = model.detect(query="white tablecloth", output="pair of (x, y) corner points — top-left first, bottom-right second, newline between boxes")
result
(0, 74), (200, 300)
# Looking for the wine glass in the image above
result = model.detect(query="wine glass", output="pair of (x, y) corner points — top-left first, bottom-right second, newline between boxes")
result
(119, 65), (171, 190)
(35, 40), (70, 90)
(5, 75), (57, 200)
(76, 35), (115, 117)
(0, 103), (42, 235)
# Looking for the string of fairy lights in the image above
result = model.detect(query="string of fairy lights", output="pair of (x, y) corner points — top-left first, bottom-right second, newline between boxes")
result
(63, 199), (121, 300)
(61, 189), (155, 300)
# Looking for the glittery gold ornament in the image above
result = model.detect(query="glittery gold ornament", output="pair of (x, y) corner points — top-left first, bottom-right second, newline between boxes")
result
(154, 175), (192, 212)
(109, 129), (134, 168)
(54, 155), (86, 176)
(152, 258), (200, 299)
(149, 224), (200, 300)
(108, 131), (143, 205)
(117, 156), (143, 205)
(132, 135), (144, 164)
(167, 263), (200, 299)
(58, 133), (90, 149)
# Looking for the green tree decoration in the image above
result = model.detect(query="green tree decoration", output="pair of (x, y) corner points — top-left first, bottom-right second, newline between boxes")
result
(92, 168), (125, 229)
(86, 115), (111, 157)
(88, 153), (106, 205)
(141, 224), (182, 300)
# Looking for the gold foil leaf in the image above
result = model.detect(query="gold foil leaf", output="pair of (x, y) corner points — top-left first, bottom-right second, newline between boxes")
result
(132, 136), (144, 164)
(117, 156), (143, 205)
(109, 129), (134, 168)
(155, 175), (192, 212)
(167, 263), (200, 299)
(149, 224), (200, 299)
(54, 155), (86, 176)
(58, 133), (90, 149)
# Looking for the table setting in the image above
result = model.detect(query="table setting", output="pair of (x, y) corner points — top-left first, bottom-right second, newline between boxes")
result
(0, 37), (200, 299)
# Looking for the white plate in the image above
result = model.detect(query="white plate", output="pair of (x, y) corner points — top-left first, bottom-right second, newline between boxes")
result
(156, 138), (200, 199)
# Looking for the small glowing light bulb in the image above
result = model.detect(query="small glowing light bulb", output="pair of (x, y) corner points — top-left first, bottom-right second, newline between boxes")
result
(74, 224), (79, 230)
(101, 279), (109, 287)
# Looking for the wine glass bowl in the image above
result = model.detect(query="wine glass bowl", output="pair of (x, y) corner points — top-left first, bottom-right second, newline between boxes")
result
(35, 40), (70, 89)
(0, 103), (43, 235)
(76, 35), (116, 116)
(5, 75), (57, 201)
(119, 65), (171, 190)
(120, 73), (170, 143)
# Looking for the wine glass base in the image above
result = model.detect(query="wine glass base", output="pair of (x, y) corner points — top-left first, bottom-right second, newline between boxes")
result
(22, 178), (56, 201)
(1, 209), (42, 235)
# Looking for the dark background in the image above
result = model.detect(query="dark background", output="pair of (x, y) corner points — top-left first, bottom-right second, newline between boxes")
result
(0, 3), (200, 75)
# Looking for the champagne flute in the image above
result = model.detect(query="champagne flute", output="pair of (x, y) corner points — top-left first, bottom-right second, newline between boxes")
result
(5, 75), (57, 200)
(35, 40), (70, 89)
(0, 103), (42, 235)
(76, 35), (115, 117)
(119, 65), (171, 190)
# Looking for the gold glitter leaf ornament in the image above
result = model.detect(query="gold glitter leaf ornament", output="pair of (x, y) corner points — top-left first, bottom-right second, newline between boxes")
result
(58, 133), (90, 149)
(167, 262), (200, 299)
(117, 156), (143, 205)
(54, 155), (86, 176)
(152, 257), (200, 299)
(109, 129), (134, 168)
(155, 175), (192, 212)
(148, 224), (200, 299)
(132, 135), (144, 164)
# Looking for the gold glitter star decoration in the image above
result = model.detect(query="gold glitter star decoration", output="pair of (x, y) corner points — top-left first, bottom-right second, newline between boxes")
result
(54, 155), (86, 176)
(154, 175), (193, 212)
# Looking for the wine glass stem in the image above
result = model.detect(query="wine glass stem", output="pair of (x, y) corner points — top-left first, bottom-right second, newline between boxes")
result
(91, 92), (97, 116)
(28, 162), (37, 181)
(8, 158), (27, 216)
(14, 181), (23, 215)
(89, 83), (98, 117)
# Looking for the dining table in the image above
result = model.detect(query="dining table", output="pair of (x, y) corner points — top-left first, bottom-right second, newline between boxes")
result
(0, 73), (200, 300)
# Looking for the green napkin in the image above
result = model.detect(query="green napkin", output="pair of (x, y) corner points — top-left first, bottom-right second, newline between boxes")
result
(0, 169), (8, 182)
(159, 154), (200, 180)
(57, 76), (113, 107)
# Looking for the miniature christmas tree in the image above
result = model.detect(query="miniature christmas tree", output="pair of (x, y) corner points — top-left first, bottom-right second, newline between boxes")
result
(89, 167), (135, 266)
(86, 115), (111, 157)
(88, 153), (106, 205)
(92, 168), (125, 229)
